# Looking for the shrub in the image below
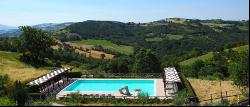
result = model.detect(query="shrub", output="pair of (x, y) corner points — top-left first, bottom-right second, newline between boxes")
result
(27, 96), (55, 106)
(65, 72), (82, 78)
(10, 81), (28, 106)
(137, 91), (150, 104)
(173, 90), (187, 105)
(67, 91), (81, 106)
(69, 61), (82, 67)
(0, 97), (15, 106)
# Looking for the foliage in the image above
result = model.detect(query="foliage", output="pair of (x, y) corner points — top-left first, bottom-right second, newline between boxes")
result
(228, 50), (249, 86)
(108, 57), (129, 73)
(203, 98), (230, 106)
(0, 97), (15, 106)
(27, 97), (55, 106)
(19, 26), (54, 67)
(133, 49), (161, 73)
(173, 90), (187, 105)
(179, 73), (196, 97)
(61, 96), (164, 106)
(180, 47), (249, 85)
(66, 91), (81, 106)
(64, 20), (248, 67)
(0, 38), (22, 52)
(0, 75), (9, 96)
(9, 80), (28, 106)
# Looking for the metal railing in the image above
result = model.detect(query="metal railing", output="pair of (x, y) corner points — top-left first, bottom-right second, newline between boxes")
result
(80, 73), (164, 78)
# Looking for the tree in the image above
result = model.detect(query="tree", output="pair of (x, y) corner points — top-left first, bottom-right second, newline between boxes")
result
(133, 49), (161, 73)
(20, 26), (54, 65)
(191, 60), (204, 78)
(110, 58), (129, 73)
(228, 50), (249, 87)
(0, 75), (9, 96)
(10, 81), (28, 106)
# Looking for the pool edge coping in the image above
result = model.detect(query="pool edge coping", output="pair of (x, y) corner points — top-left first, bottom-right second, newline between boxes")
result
(58, 78), (160, 97)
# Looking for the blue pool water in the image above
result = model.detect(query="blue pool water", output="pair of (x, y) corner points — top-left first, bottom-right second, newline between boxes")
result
(64, 79), (156, 96)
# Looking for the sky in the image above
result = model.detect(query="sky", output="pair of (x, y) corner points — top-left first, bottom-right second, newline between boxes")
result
(0, 0), (249, 27)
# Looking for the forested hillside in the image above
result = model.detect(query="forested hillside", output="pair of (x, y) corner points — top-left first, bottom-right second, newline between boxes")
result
(61, 19), (249, 66)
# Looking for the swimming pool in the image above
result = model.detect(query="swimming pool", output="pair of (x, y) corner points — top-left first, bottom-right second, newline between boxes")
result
(64, 79), (156, 96)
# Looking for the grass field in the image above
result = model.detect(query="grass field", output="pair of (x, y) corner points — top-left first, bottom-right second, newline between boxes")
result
(75, 49), (114, 60)
(70, 39), (134, 55)
(179, 45), (249, 66)
(188, 78), (242, 105)
(0, 51), (49, 83)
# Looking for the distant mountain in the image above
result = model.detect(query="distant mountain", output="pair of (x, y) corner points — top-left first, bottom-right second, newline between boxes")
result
(0, 22), (74, 38)
(32, 22), (74, 32)
(0, 24), (17, 30)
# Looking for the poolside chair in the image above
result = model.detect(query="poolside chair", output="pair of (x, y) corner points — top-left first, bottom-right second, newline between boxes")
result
(81, 75), (87, 78)
(94, 94), (100, 98)
(83, 94), (89, 98)
(100, 94), (105, 98)
(88, 75), (94, 78)
(89, 94), (94, 98)
(107, 94), (112, 98)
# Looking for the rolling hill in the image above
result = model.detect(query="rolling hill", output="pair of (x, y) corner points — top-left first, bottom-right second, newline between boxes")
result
(179, 45), (249, 66)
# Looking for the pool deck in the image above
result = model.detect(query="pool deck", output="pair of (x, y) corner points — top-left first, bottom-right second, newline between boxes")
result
(56, 78), (166, 99)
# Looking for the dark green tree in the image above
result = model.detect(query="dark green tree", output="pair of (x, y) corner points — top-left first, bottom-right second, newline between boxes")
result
(0, 74), (9, 96)
(228, 50), (249, 87)
(10, 81), (28, 106)
(133, 49), (161, 73)
(20, 26), (54, 65)
(109, 58), (129, 73)
(191, 60), (205, 78)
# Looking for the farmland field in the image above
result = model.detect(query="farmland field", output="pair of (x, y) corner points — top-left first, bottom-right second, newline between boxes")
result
(70, 39), (134, 55)
(75, 49), (114, 60)
(188, 78), (242, 105)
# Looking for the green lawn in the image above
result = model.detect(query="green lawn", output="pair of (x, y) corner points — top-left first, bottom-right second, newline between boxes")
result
(179, 45), (249, 66)
(70, 39), (134, 55)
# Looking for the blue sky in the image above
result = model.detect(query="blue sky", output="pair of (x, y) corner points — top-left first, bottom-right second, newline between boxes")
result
(0, 0), (249, 27)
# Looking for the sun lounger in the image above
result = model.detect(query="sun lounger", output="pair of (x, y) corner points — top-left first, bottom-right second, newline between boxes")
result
(89, 94), (94, 98)
(107, 94), (112, 98)
(81, 75), (87, 78)
(88, 75), (94, 78)
(83, 94), (89, 98)
(94, 94), (100, 98)
(100, 94), (105, 98)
